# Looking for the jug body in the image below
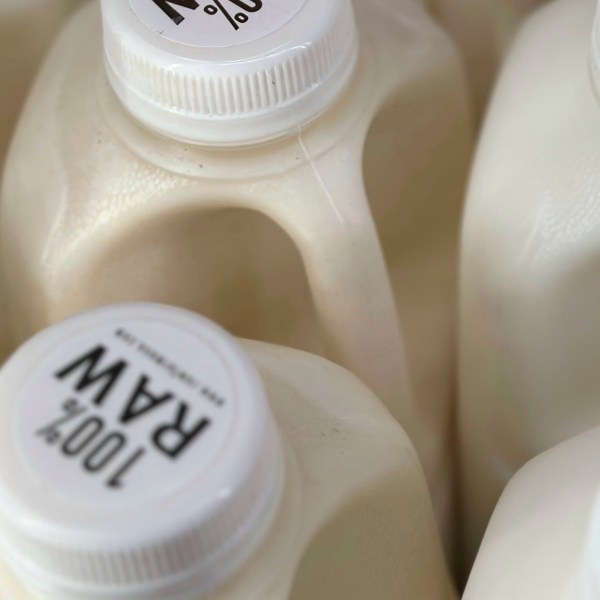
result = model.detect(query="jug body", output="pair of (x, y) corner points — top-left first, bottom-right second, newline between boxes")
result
(0, 303), (456, 600)
(460, 0), (600, 565)
(464, 427), (600, 600)
(0, 0), (472, 543)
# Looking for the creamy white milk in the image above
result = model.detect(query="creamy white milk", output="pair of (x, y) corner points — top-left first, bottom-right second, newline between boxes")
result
(464, 426), (600, 600)
(0, 304), (456, 600)
(0, 0), (473, 546)
(460, 0), (600, 567)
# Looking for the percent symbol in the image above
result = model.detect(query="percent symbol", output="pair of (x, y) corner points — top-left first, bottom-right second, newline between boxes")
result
(36, 399), (87, 445)
(204, 0), (263, 31)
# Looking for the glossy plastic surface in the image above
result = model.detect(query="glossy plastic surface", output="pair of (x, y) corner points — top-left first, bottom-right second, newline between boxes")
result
(460, 0), (600, 567)
(464, 427), (600, 600)
(0, 304), (283, 599)
(0, 0), (473, 547)
(0, 308), (456, 600)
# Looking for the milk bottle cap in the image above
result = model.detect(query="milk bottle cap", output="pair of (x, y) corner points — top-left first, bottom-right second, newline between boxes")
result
(0, 304), (284, 600)
(100, 0), (358, 145)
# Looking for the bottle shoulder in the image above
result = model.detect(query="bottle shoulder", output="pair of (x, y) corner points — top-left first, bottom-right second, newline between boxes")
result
(243, 338), (417, 479)
(230, 339), (440, 600)
(6, 0), (464, 178)
(463, 0), (600, 277)
(464, 427), (600, 600)
(0, 0), (471, 275)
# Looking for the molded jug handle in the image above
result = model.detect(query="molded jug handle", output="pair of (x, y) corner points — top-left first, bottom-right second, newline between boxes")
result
(242, 144), (426, 448)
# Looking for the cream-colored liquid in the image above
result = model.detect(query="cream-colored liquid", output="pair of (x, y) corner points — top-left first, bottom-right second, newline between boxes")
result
(460, 0), (600, 570)
(464, 427), (600, 600)
(427, 0), (549, 121)
(0, 0), (473, 547)
(0, 340), (456, 600)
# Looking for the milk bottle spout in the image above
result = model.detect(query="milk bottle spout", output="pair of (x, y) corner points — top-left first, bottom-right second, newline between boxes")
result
(101, 0), (358, 146)
(0, 304), (284, 600)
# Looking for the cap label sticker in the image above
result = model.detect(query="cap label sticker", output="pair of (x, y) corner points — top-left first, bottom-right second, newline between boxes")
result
(18, 321), (236, 507)
(129, 0), (307, 48)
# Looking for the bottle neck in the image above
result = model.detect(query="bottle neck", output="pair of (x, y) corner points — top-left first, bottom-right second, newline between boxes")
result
(102, 0), (358, 147)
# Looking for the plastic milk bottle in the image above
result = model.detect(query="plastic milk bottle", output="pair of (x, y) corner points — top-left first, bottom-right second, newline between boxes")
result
(459, 0), (600, 565)
(0, 0), (473, 542)
(464, 426), (600, 600)
(0, 303), (456, 600)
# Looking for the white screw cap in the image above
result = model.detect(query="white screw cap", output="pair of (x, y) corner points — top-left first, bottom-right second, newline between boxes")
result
(101, 0), (358, 146)
(0, 304), (283, 600)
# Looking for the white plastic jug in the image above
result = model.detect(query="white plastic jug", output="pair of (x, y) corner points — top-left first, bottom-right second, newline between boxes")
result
(0, 0), (473, 542)
(463, 426), (600, 600)
(459, 0), (600, 565)
(0, 303), (456, 600)
(427, 0), (548, 120)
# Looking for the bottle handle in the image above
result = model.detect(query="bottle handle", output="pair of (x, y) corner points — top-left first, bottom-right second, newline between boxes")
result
(244, 146), (426, 450)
